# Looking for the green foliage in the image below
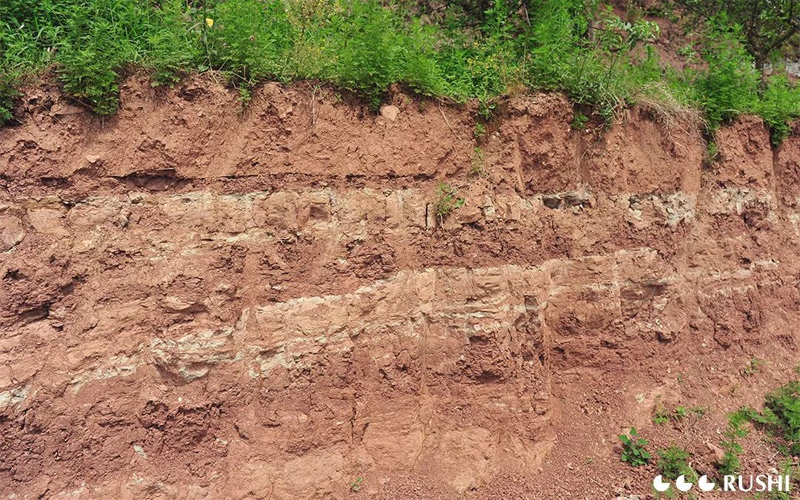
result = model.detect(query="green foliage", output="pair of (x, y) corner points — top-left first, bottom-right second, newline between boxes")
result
(1, 0), (800, 137)
(474, 122), (486, 140)
(763, 381), (800, 455)
(0, 76), (18, 124)
(657, 445), (697, 482)
(619, 427), (651, 467)
(571, 112), (589, 130)
(205, 0), (293, 84)
(676, 0), (800, 68)
(693, 19), (760, 132)
(754, 74), (800, 145)
(653, 401), (706, 425)
(653, 407), (670, 425)
(717, 409), (752, 475)
(433, 183), (465, 221)
(0, 0), (195, 115)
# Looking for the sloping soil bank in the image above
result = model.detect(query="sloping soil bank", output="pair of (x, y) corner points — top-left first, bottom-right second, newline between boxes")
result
(2, 76), (800, 499)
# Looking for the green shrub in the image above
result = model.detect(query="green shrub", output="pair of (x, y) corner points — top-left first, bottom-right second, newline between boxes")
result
(205, 0), (294, 84)
(763, 381), (800, 455)
(693, 18), (760, 131)
(717, 409), (752, 475)
(754, 74), (800, 145)
(657, 445), (696, 481)
(619, 427), (651, 467)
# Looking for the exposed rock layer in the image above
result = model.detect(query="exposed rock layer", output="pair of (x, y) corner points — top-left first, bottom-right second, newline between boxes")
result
(2, 76), (800, 499)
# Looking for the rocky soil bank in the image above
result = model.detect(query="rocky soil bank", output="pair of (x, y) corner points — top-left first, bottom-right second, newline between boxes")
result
(2, 76), (800, 499)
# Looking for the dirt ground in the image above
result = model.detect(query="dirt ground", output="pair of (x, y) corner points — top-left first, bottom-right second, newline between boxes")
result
(2, 75), (800, 499)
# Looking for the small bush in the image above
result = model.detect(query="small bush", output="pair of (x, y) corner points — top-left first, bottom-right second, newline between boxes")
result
(717, 409), (751, 475)
(657, 445), (696, 481)
(205, 0), (294, 84)
(619, 427), (651, 467)
(763, 381), (800, 455)
(754, 74), (800, 145)
(693, 18), (760, 132)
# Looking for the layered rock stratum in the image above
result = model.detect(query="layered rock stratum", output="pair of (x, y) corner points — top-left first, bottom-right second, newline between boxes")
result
(2, 77), (800, 499)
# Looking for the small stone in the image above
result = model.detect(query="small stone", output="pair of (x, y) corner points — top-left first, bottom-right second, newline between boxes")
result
(0, 215), (25, 252)
(49, 102), (84, 116)
(380, 105), (400, 122)
(706, 442), (726, 464)
(86, 155), (102, 164)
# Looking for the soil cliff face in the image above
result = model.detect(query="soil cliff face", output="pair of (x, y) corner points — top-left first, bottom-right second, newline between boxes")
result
(2, 76), (800, 499)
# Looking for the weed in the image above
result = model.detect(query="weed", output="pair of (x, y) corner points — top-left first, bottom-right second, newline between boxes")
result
(755, 74), (800, 146)
(619, 427), (651, 467)
(653, 407), (670, 425)
(474, 122), (486, 140)
(676, 405), (707, 419)
(350, 476), (363, 492)
(653, 403), (706, 425)
(0, 77), (18, 124)
(237, 86), (253, 111)
(743, 357), (766, 377)
(694, 18), (761, 132)
(571, 112), (589, 131)
(762, 381), (800, 455)
(433, 183), (465, 222)
(470, 147), (485, 176)
(705, 141), (719, 165)
(717, 409), (751, 475)
(657, 445), (697, 482)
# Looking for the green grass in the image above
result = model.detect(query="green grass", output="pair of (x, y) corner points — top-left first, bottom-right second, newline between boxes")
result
(3, 0), (800, 140)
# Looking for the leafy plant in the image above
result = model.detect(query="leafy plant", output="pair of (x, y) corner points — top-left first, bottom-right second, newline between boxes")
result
(571, 112), (589, 130)
(653, 402), (706, 425)
(755, 74), (800, 145)
(433, 183), (465, 221)
(676, 0), (800, 70)
(2, 0), (800, 134)
(474, 121), (486, 140)
(763, 381), (800, 455)
(619, 427), (651, 467)
(657, 445), (696, 482)
(694, 18), (760, 132)
(717, 409), (751, 475)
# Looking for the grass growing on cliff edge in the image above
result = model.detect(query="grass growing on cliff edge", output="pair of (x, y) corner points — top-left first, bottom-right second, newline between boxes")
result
(3, 0), (800, 141)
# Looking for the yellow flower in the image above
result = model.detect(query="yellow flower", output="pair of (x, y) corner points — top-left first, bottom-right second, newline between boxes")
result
(205, 18), (214, 28)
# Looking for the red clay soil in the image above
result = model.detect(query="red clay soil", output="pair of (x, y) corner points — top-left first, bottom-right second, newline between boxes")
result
(1, 75), (800, 499)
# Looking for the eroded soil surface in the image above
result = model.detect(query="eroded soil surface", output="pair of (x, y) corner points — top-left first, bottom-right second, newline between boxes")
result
(2, 76), (800, 499)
